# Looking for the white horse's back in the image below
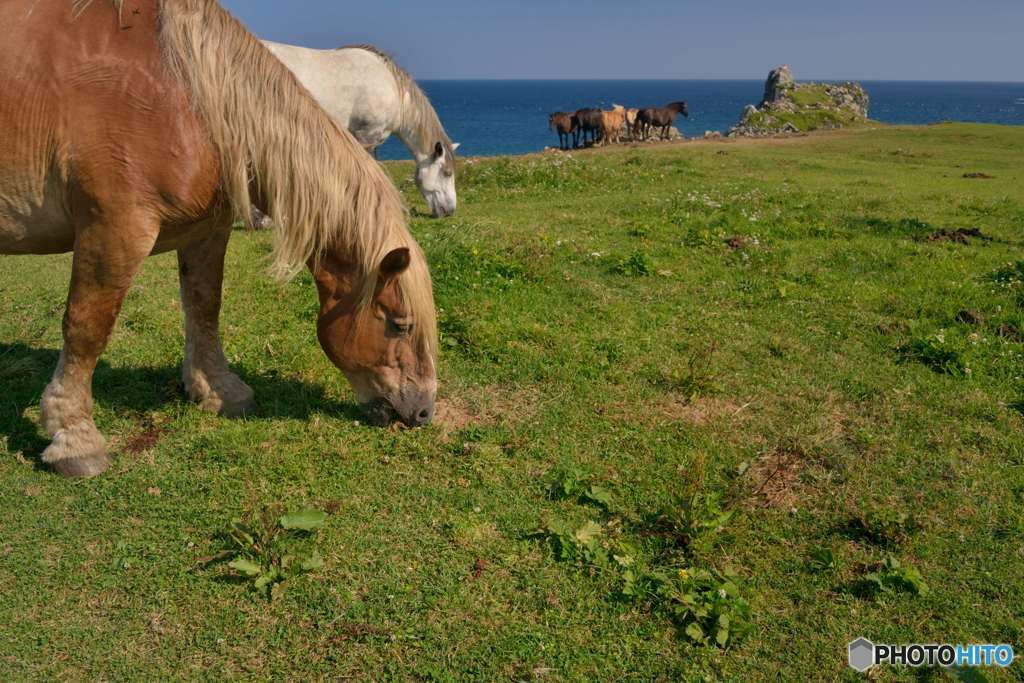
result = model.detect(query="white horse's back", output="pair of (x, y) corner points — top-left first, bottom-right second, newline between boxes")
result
(263, 42), (401, 150)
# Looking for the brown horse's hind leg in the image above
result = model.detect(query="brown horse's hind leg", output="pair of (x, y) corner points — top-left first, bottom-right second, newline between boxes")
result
(178, 228), (255, 418)
(41, 215), (159, 478)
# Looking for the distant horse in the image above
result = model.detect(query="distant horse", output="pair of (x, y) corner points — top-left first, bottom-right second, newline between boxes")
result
(636, 101), (690, 140)
(575, 108), (604, 146)
(549, 112), (579, 150)
(600, 105), (628, 146)
(0, 0), (438, 476)
(263, 42), (460, 217)
(625, 108), (640, 138)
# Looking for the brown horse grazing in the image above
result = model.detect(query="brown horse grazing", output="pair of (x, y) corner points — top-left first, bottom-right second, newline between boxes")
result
(548, 112), (578, 150)
(0, 0), (438, 477)
(599, 105), (627, 146)
(636, 101), (690, 141)
(575, 108), (604, 146)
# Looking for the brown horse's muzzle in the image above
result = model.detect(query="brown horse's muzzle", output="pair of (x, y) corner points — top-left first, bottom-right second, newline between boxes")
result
(361, 386), (435, 428)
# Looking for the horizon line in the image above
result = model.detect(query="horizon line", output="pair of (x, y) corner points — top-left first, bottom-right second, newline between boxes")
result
(412, 77), (1024, 85)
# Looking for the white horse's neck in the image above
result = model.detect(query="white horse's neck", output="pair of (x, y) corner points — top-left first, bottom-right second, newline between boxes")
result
(389, 83), (448, 161)
(392, 103), (430, 160)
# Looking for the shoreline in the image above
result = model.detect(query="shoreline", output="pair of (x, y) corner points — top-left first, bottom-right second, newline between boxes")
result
(382, 121), (1021, 165)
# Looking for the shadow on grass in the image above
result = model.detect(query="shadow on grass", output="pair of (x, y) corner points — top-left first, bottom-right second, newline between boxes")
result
(828, 517), (909, 549)
(0, 342), (362, 468)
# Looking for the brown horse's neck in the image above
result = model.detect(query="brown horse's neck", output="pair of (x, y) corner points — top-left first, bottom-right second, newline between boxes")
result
(307, 250), (364, 370)
(308, 251), (360, 316)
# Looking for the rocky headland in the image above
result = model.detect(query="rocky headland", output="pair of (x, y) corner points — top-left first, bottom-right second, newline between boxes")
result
(728, 65), (870, 137)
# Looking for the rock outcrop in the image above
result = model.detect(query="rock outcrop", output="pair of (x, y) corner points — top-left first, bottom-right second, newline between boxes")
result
(630, 126), (683, 142)
(762, 65), (795, 105)
(728, 65), (869, 137)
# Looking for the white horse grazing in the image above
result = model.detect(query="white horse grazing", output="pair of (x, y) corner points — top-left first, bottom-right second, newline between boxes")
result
(263, 42), (460, 217)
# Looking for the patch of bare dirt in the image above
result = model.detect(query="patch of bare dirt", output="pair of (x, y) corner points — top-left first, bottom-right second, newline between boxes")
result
(434, 396), (476, 432)
(819, 395), (851, 444)
(123, 417), (167, 455)
(327, 621), (390, 644)
(434, 385), (539, 436)
(918, 227), (990, 244)
(956, 309), (985, 326)
(962, 172), (995, 179)
(997, 323), (1023, 342)
(725, 235), (751, 251)
(746, 444), (809, 510)
(624, 396), (748, 428)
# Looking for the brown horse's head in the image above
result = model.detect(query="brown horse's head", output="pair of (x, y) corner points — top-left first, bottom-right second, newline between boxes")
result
(310, 246), (437, 427)
(671, 101), (690, 118)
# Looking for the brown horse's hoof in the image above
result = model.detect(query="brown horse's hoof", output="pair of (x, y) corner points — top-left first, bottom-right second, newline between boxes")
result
(42, 425), (110, 478)
(217, 395), (257, 419)
(191, 374), (256, 419)
(50, 451), (111, 479)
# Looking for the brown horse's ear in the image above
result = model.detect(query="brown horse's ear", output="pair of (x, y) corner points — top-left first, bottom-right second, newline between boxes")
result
(379, 248), (411, 282)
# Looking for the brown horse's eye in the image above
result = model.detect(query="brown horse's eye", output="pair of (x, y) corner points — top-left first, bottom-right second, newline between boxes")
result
(388, 319), (413, 336)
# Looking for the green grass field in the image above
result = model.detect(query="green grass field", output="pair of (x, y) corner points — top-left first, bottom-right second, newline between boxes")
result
(1, 124), (1022, 681)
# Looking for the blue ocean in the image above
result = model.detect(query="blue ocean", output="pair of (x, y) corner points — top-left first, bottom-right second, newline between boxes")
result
(377, 80), (1024, 160)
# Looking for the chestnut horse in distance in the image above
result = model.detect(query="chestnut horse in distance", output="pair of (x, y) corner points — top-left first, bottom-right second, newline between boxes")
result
(0, 0), (438, 477)
(600, 105), (628, 146)
(549, 112), (579, 150)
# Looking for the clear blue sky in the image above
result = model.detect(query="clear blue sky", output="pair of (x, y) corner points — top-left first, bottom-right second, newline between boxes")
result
(222, 1), (1023, 82)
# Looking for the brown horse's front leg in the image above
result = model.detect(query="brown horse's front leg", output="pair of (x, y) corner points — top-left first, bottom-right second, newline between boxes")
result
(178, 228), (255, 418)
(41, 216), (159, 478)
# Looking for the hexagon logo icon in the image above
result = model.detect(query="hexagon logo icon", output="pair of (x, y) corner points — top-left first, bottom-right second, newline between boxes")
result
(848, 638), (875, 672)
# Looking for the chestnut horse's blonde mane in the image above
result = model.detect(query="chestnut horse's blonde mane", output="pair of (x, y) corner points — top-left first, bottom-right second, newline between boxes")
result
(148, 0), (435, 357)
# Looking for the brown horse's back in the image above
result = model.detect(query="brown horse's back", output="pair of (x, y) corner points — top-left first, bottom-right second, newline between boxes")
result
(575, 108), (603, 129)
(0, 0), (220, 256)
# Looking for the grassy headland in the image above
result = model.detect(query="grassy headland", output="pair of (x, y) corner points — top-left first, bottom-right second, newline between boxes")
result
(1, 124), (1022, 680)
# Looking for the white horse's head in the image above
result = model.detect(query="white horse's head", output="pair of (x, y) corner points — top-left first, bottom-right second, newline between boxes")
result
(415, 141), (459, 218)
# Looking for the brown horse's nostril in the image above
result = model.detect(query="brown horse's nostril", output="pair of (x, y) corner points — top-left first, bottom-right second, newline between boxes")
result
(412, 404), (435, 426)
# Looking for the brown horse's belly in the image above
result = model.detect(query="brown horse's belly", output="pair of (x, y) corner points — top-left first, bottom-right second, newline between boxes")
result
(150, 210), (234, 255)
(0, 174), (76, 255)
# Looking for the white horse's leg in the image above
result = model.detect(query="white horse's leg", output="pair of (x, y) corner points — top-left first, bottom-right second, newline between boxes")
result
(178, 227), (255, 418)
(249, 206), (273, 230)
(41, 213), (159, 478)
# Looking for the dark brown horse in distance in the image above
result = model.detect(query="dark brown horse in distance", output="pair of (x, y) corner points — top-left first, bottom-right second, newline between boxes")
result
(575, 108), (604, 146)
(549, 112), (578, 150)
(636, 101), (689, 141)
